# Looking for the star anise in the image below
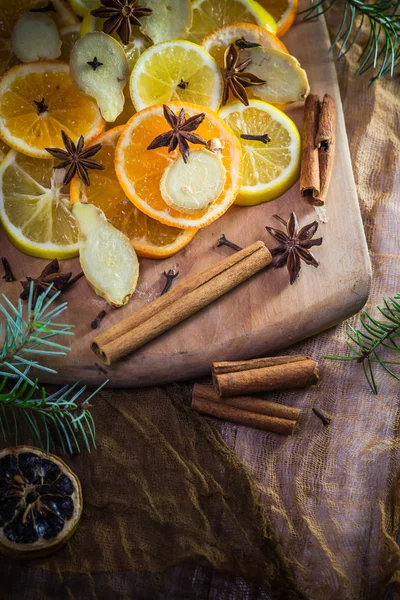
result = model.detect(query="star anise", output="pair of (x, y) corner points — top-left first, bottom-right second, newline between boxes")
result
(147, 105), (207, 164)
(90, 0), (152, 46)
(222, 43), (265, 106)
(20, 260), (72, 306)
(265, 213), (323, 285)
(45, 131), (104, 186)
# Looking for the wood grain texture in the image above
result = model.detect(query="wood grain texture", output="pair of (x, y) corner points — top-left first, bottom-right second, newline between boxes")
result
(0, 16), (371, 387)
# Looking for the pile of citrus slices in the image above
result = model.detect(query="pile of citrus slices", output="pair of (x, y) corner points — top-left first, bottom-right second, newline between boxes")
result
(0, 0), (309, 299)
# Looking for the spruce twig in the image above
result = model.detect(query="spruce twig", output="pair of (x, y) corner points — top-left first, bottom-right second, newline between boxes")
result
(325, 294), (400, 393)
(301, 0), (400, 83)
(0, 283), (106, 453)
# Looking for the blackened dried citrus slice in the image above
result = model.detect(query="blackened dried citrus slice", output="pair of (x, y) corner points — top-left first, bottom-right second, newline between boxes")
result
(0, 446), (82, 558)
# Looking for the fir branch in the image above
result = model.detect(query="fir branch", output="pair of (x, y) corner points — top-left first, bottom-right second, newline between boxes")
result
(325, 294), (400, 393)
(0, 284), (106, 453)
(301, 0), (400, 83)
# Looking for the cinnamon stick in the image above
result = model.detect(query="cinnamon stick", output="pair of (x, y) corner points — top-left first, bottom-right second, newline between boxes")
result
(314, 94), (336, 205)
(300, 94), (321, 203)
(194, 384), (300, 421)
(192, 385), (297, 435)
(212, 355), (319, 397)
(92, 241), (272, 365)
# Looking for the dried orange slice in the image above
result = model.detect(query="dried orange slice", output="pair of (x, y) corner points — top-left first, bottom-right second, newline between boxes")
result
(0, 446), (82, 558)
(0, 61), (104, 159)
(70, 127), (197, 258)
(257, 0), (298, 37)
(115, 102), (242, 229)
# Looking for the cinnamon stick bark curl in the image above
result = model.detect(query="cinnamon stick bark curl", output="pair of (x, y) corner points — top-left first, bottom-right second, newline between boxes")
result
(212, 355), (319, 397)
(92, 241), (271, 365)
(192, 385), (297, 435)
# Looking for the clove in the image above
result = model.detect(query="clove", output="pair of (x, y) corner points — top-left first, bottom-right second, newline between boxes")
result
(241, 133), (271, 144)
(217, 234), (242, 252)
(161, 270), (179, 296)
(91, 310), (107, 330)
(235, 37), (261, 49)
(177, 79), (189, 90)
(312, 407), (331, 427)
(2, 257), (16, 282)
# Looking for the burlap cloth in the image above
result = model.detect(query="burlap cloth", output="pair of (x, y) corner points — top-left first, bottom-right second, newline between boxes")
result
(2, 8), (400, 600)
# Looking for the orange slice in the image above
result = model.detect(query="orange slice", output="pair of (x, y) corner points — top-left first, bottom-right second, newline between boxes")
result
(257, 0), (298, 37)
(70, 127), (197, 258)
(0, 139), (10, 162)
(0, 61), (104, 158)
(201, 22), (288, 69)
(115, 102), (242, 229)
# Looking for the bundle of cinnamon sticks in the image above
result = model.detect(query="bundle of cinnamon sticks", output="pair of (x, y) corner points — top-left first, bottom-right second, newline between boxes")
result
(192, 355), (319, 435)
(300, 93), (337, 206)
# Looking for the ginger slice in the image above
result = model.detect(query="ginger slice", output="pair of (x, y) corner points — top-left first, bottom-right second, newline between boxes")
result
(72, 203), (139, 307)
(160, 148), (226, 214)
(11, 13), (62, 62)
(70, 32), (130, 123)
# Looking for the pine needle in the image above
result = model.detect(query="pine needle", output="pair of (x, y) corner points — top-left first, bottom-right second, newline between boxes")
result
(0, 283), (106, 453)
(325, 294), (400, 393)
(301, 0), (400, 83)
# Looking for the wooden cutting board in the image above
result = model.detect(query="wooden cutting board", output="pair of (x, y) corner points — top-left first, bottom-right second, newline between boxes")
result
(0, 14), (371, 387)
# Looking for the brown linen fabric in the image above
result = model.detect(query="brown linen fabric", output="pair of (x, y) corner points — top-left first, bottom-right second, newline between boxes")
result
(2, 9), (400, 600)
(0, 385), (302, 600)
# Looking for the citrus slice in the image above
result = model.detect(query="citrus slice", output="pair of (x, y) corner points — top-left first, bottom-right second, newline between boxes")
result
(0, 446), (82, 559)
(0, 62), (105, 159)
(189, 0), (277, 44)
(219, 99), (300, 205)
(130, 41), (223, 112)
(59, 24), (80, 62)
(201, 22), (288, 69)
(258, 0), (297, 37)
(67, 0), (98, 18)
(0, 149), (79, 258)
(80, 11), (152, 71)
(115, 102), (242, 229)
(70, 126), (197, 258)
(0, 38), (18, 78)
(0, 139), (10, 162)
(108, 87), (136, 129)
(0, 0), (78, 37)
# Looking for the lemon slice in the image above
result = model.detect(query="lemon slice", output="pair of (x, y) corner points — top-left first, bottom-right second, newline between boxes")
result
(241, 48), (309, 104)
(0, 150), (78, 258)
(190, 0), (276, 43)
(67, 0), (98, 18)
(219, 100), (300, 205)
(130, 41), (223, 112)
